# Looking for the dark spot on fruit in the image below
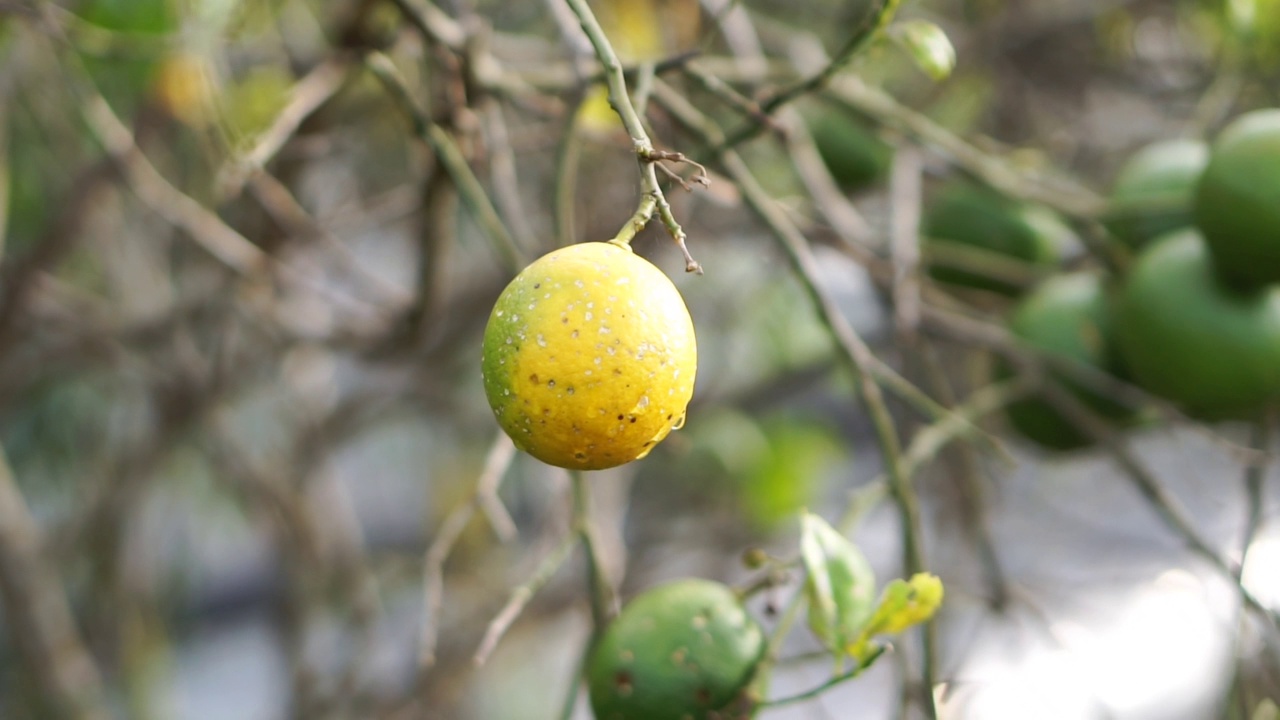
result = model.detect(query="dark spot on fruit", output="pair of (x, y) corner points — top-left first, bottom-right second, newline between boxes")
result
(695, 687), (712, 705)
(667, 414), (673, 420)
(534, 283), (541, 289)
(575, 452), (586, 460)
(530, 373), (539, 383)
(548, 379), (556, 388)
(567, 387), (575, 395)
(614, 368), (623, 376)
(562, 317), (569, 324)
(629, 416), (637, 423)
(617, 414), (624, 420)
(643, 441), (655, 447)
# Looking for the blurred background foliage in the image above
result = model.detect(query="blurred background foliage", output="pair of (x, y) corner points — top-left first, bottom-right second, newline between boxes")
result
(1, 0), (1280, 718)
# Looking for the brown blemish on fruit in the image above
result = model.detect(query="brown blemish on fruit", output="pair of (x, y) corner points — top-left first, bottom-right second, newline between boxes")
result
(614, 670), (633, 697)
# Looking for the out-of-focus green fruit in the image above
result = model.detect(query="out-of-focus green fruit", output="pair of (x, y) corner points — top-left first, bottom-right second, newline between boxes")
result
(923, 180), (1073, 296)
(807, 108), (894, 191)
(1194, 109), (1280, 291)
(1113, 229), (1280, 419)
(1105, 139), (1207, 250)
(1000, 272), (1134, 451)
(588, 579), (764, 720)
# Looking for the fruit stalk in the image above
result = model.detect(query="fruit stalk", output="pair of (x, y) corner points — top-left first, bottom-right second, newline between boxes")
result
(561, 0), (702, 272)
(571, 470), (618, 636)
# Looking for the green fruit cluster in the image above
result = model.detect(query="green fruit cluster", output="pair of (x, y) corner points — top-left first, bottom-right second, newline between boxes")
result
(933, 109), (1280, 450)
(1108, 110), (1280, 420)
(818, 106), (1280, 449)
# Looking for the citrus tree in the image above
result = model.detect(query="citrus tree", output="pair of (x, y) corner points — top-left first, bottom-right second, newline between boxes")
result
(0, 0), (1278, 719)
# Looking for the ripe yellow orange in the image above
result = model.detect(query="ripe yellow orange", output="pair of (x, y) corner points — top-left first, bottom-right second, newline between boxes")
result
(481, 242), (697, 470)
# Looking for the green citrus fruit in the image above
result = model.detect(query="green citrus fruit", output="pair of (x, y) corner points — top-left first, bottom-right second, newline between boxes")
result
(807, 106), (894, 191)
(588, 579), (765, 720)
(1000, 272), (1133, 451)
(481, 241), (697, 470)
(923, 180), (1072, 296)
(1113, 229), (1280, 419)
(1194, 109), (1280, 291)
(1105, 139), (1207, 250)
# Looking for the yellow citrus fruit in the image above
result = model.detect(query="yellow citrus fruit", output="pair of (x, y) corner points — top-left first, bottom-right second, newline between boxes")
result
(481, 241), (697, 470)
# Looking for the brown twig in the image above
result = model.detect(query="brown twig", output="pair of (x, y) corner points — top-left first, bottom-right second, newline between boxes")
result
(420, 433), (518, 668)
(0, 446), (110, 720)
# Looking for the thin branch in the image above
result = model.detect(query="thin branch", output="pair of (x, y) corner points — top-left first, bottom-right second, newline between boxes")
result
(760, 645), (888, 708)
(1238, 414), (1272, 580)
(420, 433), (517, 668)
(889, 146), (923, 336)
(717, 0), (902, 150)
(571, 469), (617, 635)
(652, 79), (1000, 449)
(1036, 381), (1280, 628)
(218, 57), (353, 201)
(80, 92), (267, 273)
(366, 51), (525, 274)
(560, 0), (702, 272)
(0, 446), (110, 720)
(825, 75), (1103, 218)
(473, 532), (578, 666)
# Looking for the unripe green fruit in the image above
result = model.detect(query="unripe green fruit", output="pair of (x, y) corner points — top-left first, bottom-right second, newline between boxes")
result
(588, 579), (765, 720)
(923, 181), (1072, 296)
(1000, 272), (1134, 451)
(1194, 109), (1280, 291)
(807, 108), (894, 191)
(1113, 229), (1280, 419)
(1105, 139), (1207, 250)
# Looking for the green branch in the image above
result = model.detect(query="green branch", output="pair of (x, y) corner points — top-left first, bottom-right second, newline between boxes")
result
(560, 0), (702, 272)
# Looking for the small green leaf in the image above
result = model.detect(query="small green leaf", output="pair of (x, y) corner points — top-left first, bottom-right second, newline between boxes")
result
(892, 20), (956, 81)
(848, 573), (944, 659)
(800, 513), (877, 655)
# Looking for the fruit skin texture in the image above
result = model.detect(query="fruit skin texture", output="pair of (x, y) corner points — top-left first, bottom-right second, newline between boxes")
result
(1194, 109), (1280, 291)
(1106, 139), (1207, 250)
(1001, 272), (1132, 451)
(588, 579), (765, 720)
(1113, 229), (1280, 419)
(481, 242), (696, 471)
(807, 107), (894, 191)
(923, 181), (1071, 296)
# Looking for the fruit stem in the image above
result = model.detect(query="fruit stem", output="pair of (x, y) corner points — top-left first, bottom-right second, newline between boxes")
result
(571, 470), (617, 636)
(758, 645), (887, 708)
(562, 0), (703, 272)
